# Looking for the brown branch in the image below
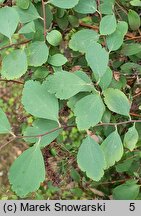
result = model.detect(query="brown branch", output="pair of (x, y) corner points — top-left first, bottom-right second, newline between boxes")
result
(0, 39), (31, 51)
(1, 119), (141, 152)
(41, 0), (47, 42)
(0, 79), (24, 85)
(96, 119), (141, 127)
(0, 137), (16, 151)
(130, 113), (141, 118)
(79, 21), (99, 31)
(133, 90), (141, 99)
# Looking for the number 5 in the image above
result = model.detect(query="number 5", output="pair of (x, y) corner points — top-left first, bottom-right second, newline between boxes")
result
(129, 203), (135, 211)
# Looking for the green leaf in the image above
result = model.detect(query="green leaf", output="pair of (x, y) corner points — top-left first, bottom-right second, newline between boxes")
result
(124, 125), (139, 151)
(49, 0), (79, 9)
(1, 50), (28, 80)
(74, 70), (92, 84)
(19, 21), (35, 34)
(77, 136), (106, 181)
(0, 108), (11, 134)
(128, 9), (140, 30)
(74, 0), (97, 14)
(130, 0), (141, 6)
(46, 30), (62, 46)
(113, 181), (140, 200)
(9, 142), (45, 197)
(103, 88), (130, 116)
(32, 67), (49, 80)
(23, 119), (61, 148)
(67, 92), (90, 111)
(26, 41), (49, 66)
(85, 42), (109, 79)
(116, 159), (134, 172)
(70, 168), (81, 183)
(121, 43), (141, 56)
(120, 62), (141, 74)
(46, 71), (93, 100)
(74, 93), (105, 130)
(99, 1), (114, 15)
(48, 54), (67, 66)
(98, 67), (113, 90)
(69, 29), (99, 53)
(0, 7), (19, 39)
(16, 0), (30, 9)
(15, 3), (40, 23)
(68, 15), (79, 27)
(101, 130), (123, 168)
(22, 80), (59, 121)
(106, 21), (128, 51)
(100, 14), (117, 35)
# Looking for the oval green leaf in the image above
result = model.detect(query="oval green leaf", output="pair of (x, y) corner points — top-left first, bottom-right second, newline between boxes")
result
(9, 143), (45, 197)
(101, 130), (123, 168)
(26, 41), (49, 67)
(103, 88), (131, 116)
(124, 124), (139, 151)
(100, 14), (117, 35)
(1, 50), (28, 80)
(77, 136), (106, 181)
(69, 29), (99, 53)
(0, 7), (19, 39)
(22, 80), (59, 121)
(74, 93), (105, 130)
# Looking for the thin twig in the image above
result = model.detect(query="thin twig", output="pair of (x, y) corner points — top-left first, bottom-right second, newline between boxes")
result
(0, 79), (24, 85)
(79, 21), (99, 31)
(133, 90), (141, 99)
(115, 1), (128, 15)
(0, 39), (31, 51)
(130, 112), (141, 118)
(1, 119), (141, 151)
(0, 137), (16, 151)
(96, 119), (141, 127)
(41, 0), (47, 42)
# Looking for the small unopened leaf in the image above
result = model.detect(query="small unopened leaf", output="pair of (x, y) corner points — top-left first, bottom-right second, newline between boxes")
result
(86, 42), (109, 79)
(103, 88), (130, 116)
(24, 119), (61, 148)
(49, 0), (79, 9)
(46, 71), (93, 100)
(124, 125), (139, 151)
(74, 93), (105, 130)
(101, 130), (123, 168)
(48, 54), (67, 66)
(22, 80), (59, 121)
(100, 14), (117, 35)
(77, 136), (106, 181)
(113, 181), (140, 200)
(69, 29), (99, 53)
(1, 50), (28, 80)
(0, 7), (19, 39)
(9, 143), (45, 197)
(26, 41), (49, 66)
(128, 9), (140, 30)
(46, 30), (62, 46)
(74, 0), (97, 14)
(0, 108), (11, 134)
